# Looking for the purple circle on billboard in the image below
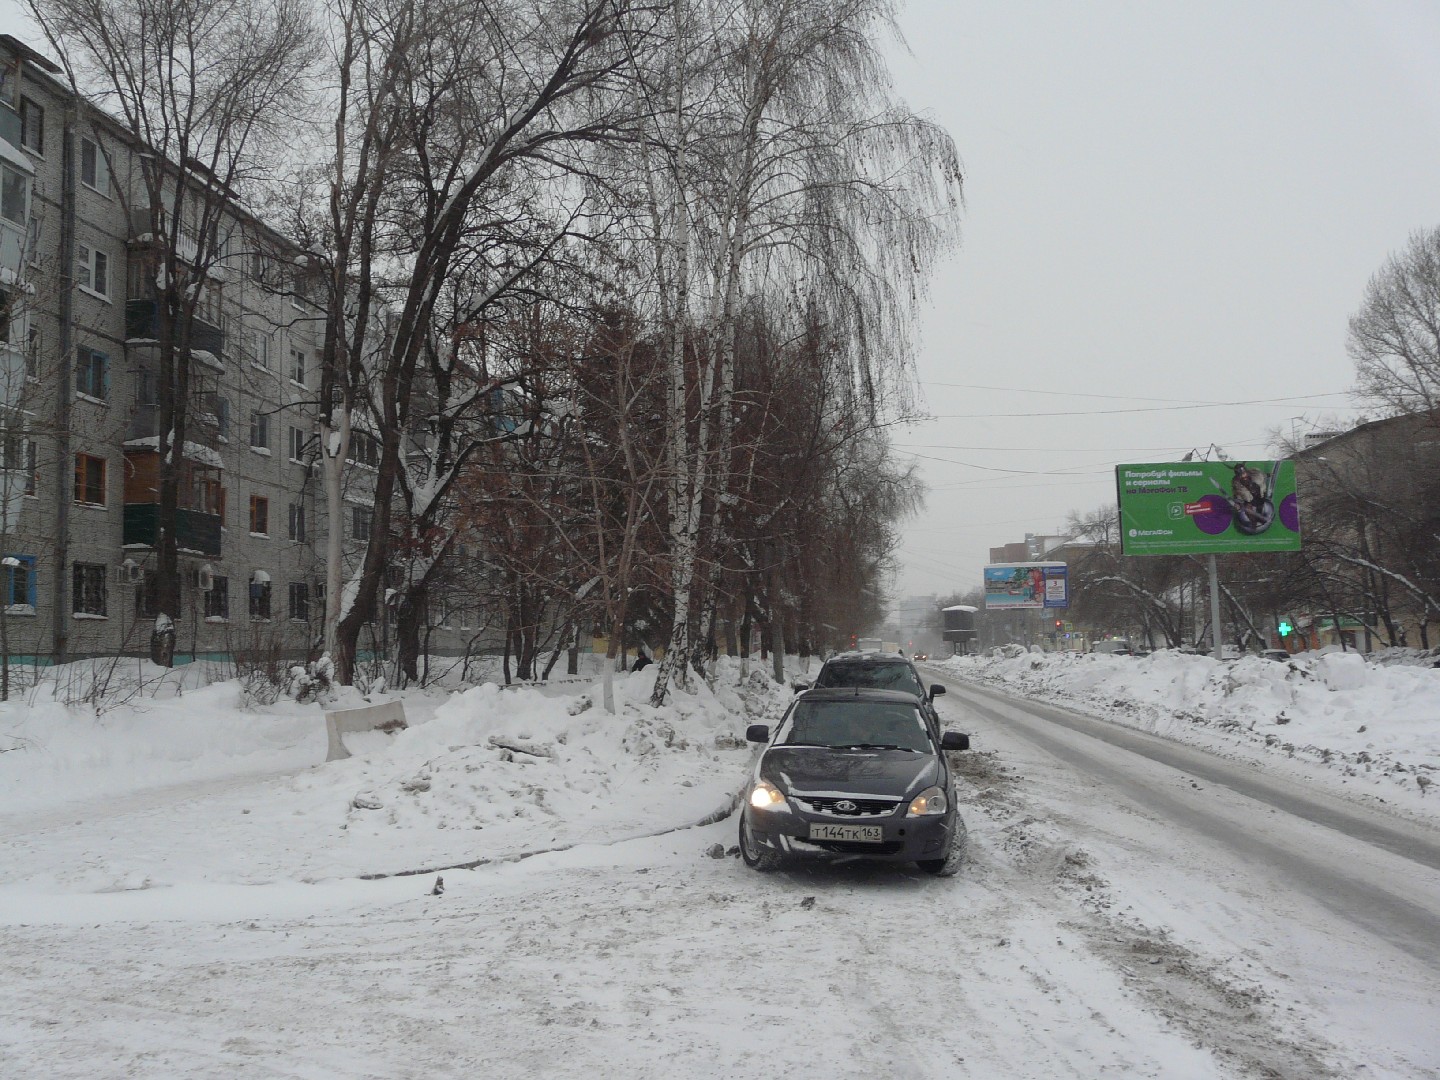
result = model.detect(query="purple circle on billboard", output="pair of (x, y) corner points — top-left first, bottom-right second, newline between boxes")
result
(1192, 494), (1232, 535)
(1279, 493), (1299, 532)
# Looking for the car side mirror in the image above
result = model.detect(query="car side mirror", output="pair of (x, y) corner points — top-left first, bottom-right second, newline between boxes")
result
(929, 684), (947, 699)
(940, 731), (969, 751)
(745, 724), (771, 743)
(790, 681), (811, 693)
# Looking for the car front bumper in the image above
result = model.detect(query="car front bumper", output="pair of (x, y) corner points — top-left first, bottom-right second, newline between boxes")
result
(745, 804), (958, 863)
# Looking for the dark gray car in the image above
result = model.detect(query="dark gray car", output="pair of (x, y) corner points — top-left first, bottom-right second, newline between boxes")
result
(739, 688), (971, 876)
(799, 651), (948, 735)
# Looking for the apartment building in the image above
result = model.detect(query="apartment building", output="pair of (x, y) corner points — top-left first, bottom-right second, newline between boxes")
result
(0, 35), (357, 664)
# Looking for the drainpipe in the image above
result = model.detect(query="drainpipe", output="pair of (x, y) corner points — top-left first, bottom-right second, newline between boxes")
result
(52, 105), (76, 663)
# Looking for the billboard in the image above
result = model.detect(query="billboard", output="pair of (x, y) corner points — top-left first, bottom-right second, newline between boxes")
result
(1116, 460), (1301, 556)
(983, 563), (1069, 609)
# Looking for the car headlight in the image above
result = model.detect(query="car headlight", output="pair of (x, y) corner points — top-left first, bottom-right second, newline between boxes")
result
(749, 780), (789, 811)
(907, 786), (948, 816)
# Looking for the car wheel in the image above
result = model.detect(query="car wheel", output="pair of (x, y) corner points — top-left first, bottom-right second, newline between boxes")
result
(917, 819), (968, 877)
(739, 811), (784, 872)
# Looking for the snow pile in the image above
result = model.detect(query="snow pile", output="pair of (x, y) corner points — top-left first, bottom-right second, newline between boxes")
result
(0, 658), (792, 889)
(939, 648), (1440, 817)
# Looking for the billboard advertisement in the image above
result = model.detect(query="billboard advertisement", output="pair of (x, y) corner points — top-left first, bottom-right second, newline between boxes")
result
(1116, 460), (1301, 556)
(983, 563), (1069, 609)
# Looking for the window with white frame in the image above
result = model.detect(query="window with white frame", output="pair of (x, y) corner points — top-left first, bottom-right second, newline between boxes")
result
(1, 162), (26, 225)
(75, 346), (108, 399)
(250, 326), (270, 368)
(77, 245), (109, 297)
(290, 348), (305, 386)
(79, 137), (109, 194)
(249, 410), (269, 450)
(2, 435), (37, 496)
(346, 430), (380, 468)
(287, 502), (305, 542)
(288, 425), (308, 463)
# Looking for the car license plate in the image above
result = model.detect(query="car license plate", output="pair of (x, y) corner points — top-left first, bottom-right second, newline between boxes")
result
(810, 822), (883, 842)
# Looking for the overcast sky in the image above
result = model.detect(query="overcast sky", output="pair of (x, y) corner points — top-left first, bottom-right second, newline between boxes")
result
(885, 0), (1440, 603)
(8, 2), (1440, 608)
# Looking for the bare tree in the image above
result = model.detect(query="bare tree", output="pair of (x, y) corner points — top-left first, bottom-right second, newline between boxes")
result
(1348, 224), (1440, 420)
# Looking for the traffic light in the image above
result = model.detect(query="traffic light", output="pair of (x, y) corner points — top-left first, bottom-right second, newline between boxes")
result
(1054, 619), (1062, 628)
(1277, 620), (1293, 637)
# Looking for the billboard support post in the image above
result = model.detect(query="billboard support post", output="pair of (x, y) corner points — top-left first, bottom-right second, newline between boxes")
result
(1208, 554), (1223, 658)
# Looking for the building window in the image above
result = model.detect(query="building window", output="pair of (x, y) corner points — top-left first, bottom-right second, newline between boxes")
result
(288, 425), (308, 463)
(73, 453), (107, 506)
(77, 245), (109, 297)
(2, 436), (37, 496)
(3, 554), (37, 610)
(75, 346), (109, 399)
(351, 505), (373, 542)
(249, 494), (269, 536)
(347, 431), (380, 468)
(204, 576), (229, 619)
(287, 502), (305, 542)
(136, 569), (160, 619)
(290, 348), (306, 386)
(288, 581), (309, 621)
(249, 578), (271, 620)
(198, 477), (225, 520)
(249, 410), (269, 450)
(79, 137), (108, 193)
(19, 97), (43, 155)
(72, 562), (108, 616)
(0, 162), (25, 225)
(251, 327), (270, 369)
(25, 325), (39, 378)
(214, 397), (230, 440)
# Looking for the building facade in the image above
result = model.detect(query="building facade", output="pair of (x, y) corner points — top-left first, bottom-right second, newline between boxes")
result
(0, 36), (356, 664)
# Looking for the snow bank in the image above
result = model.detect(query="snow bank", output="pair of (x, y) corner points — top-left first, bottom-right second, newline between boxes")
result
(939, 648), (1440, 820)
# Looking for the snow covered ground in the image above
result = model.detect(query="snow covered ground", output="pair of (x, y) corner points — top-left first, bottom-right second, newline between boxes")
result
(0, 649), (1437, 1077)
(934, 647), (1440, 828)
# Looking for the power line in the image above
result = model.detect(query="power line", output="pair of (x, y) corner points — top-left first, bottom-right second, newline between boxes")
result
(921, 392), (1353, 420)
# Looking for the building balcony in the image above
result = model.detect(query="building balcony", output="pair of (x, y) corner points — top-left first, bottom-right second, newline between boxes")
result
(125, 299), (225, 357)
(122, 503), (223, 558)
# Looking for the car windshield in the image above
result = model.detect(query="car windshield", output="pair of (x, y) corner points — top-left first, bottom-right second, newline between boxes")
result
(781, 699), (930, 752)
(814, 661), (925, 697)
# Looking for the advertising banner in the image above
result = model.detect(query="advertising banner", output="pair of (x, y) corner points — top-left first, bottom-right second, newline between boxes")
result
(983, 563), (1069, 609)
(1116, 460), (1301, 556)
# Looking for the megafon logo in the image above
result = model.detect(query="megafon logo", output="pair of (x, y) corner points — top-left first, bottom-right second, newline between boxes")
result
(1129, 528), (1138, 538)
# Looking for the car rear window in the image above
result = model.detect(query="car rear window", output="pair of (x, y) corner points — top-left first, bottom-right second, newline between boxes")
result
(814, 661), (924, 696)
(782, 699), (929, 752)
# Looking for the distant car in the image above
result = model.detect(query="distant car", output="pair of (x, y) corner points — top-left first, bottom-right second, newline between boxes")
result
(912, 652), (928, 661)
(800, 651), (947, 733)
(1091, 639), (1133, 656)
(739, 688), (971, 875)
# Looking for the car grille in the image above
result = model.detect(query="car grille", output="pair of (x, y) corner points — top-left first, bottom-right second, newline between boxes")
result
(804, 839), (905, 855)
(795, 796), (900, 818)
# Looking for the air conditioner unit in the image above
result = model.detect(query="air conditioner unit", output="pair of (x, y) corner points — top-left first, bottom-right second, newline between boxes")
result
(118, 559), (143, 584)
(197, 564), (215, 592)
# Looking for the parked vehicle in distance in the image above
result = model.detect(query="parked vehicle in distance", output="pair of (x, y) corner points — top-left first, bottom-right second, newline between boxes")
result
(798, 651), (947, 733)
(1091, 638), (1133, 655)
(739, 688), (971, 875)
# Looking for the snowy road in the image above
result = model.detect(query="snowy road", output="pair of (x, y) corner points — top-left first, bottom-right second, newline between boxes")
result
(3, 674), (1439, 1078)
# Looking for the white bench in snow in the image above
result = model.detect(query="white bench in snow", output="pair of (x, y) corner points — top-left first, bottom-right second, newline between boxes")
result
(325, 701), (408, 762)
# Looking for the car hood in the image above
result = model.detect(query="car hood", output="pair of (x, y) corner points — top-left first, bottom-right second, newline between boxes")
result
(761, 746), (939, 799)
